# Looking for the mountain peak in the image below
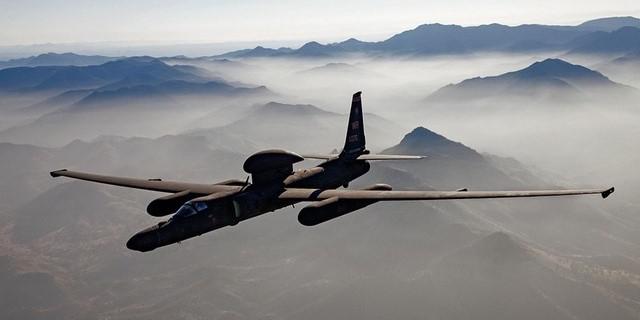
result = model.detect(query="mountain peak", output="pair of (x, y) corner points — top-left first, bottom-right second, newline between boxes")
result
(403, 126), (448, 144)
(522, 58), (586, 74)
(383, 127), (483, 161)
(295, 41), (332, 56)
(342, 37), (363, 44)
(300, 41), (323, 48)
(514, 58), (610, 82)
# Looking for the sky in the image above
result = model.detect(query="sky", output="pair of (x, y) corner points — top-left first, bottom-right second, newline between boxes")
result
(1, 0), (639, 46)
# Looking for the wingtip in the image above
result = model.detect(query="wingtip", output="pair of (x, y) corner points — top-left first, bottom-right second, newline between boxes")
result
(353, 91), (362, 97)
(50, 169), (68, 178)
(601, 187), (615, 199)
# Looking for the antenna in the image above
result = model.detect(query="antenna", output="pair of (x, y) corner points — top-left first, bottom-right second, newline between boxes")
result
(240, 175), (251, 191)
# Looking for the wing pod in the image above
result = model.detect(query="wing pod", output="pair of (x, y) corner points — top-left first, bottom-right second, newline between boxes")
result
(298, 184), (392, 226)
(147, 190), (200, 216)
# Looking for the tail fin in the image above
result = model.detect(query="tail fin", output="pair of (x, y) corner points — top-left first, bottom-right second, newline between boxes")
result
(341, 91), (366, 158)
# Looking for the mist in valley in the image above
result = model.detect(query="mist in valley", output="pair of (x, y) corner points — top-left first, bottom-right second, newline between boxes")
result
(0, 38), (639, 319)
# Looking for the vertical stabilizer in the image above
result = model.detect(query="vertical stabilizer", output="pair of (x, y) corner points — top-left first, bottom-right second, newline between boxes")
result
(341, 91), (366, 158)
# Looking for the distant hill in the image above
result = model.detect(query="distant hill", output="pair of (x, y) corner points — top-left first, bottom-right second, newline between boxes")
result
(296, 62), (378, 77)
(292, 41), (335, 57)
(599, 50), (640, 72)
(0, 79), (274, 146)
(188, 101), (406, 153)
(381, 127), (544, 189)
(0, 52), (117, 69)
(594, 50), (640, 86)
(576, 16), (640, 32)
(220, 46), (295, 59)
(427, 58), (633, 102)
(161, 57), (251, 71)
(612, 50), (640, 63)
(73, 80), (271, 110)
(568, 27), (640, 54)
(21, 89), (93, 115)
(215, 17), (640, 58)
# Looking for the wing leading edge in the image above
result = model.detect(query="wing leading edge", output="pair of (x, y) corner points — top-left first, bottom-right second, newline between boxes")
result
(279, 187), (615, 201)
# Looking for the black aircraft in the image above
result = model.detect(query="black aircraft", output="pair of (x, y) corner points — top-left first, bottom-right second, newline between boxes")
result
(50, 92), (614, 252)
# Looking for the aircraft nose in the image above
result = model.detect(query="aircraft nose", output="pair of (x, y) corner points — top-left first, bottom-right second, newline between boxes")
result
(126, 230), (159, 252)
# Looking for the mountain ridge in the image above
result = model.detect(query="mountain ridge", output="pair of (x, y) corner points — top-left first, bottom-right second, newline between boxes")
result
(0, 52), (117, 69)
(215, 17), (640, 58)
(0, 57), (204, 93)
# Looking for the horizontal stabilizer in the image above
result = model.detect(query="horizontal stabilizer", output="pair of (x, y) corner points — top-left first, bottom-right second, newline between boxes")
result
(301, 154), (425, 161)
(300, 154), (339, 160)
(357, 154), (426, 160)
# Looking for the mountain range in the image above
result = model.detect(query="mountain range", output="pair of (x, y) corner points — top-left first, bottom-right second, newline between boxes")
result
(216, 17), (640, 58)
(0, 57), (275, 146)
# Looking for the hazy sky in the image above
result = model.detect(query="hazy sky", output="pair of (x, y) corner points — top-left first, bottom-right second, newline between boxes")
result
(1, 0), (639, 45)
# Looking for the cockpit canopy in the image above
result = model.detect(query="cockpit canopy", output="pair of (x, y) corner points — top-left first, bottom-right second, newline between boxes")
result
(172, 201), (208, 219)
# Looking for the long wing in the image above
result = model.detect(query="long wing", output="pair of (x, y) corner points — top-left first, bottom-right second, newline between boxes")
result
(279, 187), (615, 201)
(50, 169), (237, 194)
